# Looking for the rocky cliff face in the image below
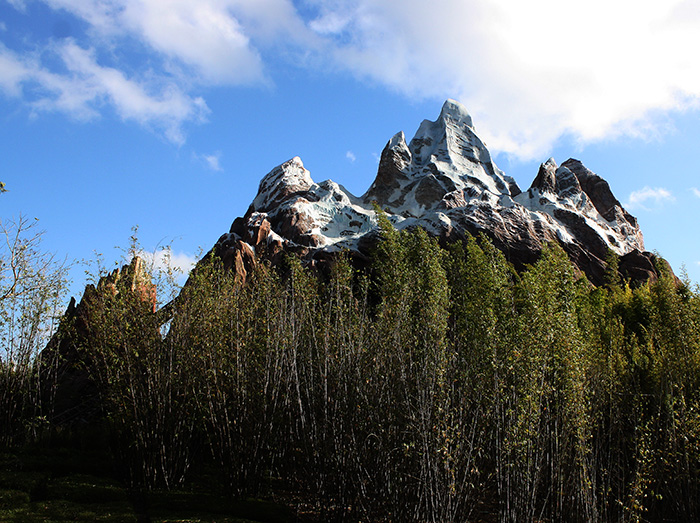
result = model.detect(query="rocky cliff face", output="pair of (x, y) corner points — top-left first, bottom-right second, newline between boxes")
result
(213, 99), (662, 286)
(41, 257), (157, 425)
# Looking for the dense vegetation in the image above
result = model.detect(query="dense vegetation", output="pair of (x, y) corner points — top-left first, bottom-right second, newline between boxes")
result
(2, 212), (700, 522)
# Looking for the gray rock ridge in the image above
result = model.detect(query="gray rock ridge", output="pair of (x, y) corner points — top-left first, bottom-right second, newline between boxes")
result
(212, 99), (662, 286)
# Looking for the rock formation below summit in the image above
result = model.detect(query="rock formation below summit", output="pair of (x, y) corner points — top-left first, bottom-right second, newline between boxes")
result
(212, 99), (664, 286)
(40, 257), (157, 426)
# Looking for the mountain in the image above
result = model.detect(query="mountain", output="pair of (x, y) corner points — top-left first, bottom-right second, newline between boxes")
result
(40, 257), (157, 425)
(212, 99), (664, 286)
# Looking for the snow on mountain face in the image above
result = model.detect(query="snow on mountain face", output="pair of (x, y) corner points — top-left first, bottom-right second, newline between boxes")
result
(213, 99), (657, 285)
(364, 99), (520, 214)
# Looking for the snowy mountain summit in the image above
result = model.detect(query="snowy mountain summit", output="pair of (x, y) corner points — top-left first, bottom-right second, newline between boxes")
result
(214, 99), (662, 285)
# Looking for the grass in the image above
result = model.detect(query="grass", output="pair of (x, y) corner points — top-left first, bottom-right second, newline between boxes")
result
(0, 447), (296, 522)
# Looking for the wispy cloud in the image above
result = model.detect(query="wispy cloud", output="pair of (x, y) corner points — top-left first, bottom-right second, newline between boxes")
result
(625, 186), (675, 211)
(6, 0), (700, 156)
(306, 0), (700, 158)
(41, 0), (272, 85)
(2, 0), (276, 143)
(134, 248), (197, 280)
(0, 40), (208, 144)
(6, 0), (26, 11)
(204, 154), (223, 172)
(345, 150), (356, 163)
(692, 187), (700, 198)
(195, 151), (223, 172)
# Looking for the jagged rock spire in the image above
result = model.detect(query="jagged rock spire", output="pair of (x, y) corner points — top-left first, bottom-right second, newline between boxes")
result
(210, 99), (659, 286)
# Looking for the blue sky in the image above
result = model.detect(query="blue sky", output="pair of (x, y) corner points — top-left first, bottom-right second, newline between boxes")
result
(1, 0), (700, 298)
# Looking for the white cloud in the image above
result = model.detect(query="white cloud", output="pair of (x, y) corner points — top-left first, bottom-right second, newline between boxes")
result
(0, 40), (208, 144)
(345, 150), (356, 163)
(6, 0), (26, 11)
(309, 11), (352, 35)
(135, 248), (197, 279)
(40, 0), (310, 85)
(625, 186), (675, 210)
(204, 154), (222, 172)
(160, 250), (197, 276)
(692, 187), (700, 198)
(0, 45), (31, 97)
(2, 0), (291, 142)
(116, 0), (265, 85)
(195, 151), (223, 172)
(7, 0), (700, 157)
(306, 0), (700, 159)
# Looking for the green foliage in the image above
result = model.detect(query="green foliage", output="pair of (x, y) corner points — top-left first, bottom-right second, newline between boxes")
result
(85, 270), (195, 489)
(502, 243), (595, 521)
(5, 216), (700, 521)
(0, 216), (69, 446)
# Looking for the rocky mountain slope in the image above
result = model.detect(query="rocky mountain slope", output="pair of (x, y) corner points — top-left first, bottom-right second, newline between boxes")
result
(213, 99), (663, 285)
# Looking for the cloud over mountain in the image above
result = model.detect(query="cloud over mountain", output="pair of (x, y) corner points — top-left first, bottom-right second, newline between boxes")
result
(625, 187), (675, 211)
(3, 0), (700, 155)
(307, 0), (700, 158)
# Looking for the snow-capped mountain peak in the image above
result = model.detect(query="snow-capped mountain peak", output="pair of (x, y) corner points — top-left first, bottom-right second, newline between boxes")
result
(214, 100), (660, 286)
(252, 156), (314, 213)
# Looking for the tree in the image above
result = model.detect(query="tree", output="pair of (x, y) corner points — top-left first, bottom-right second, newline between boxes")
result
(81, 254), (196, 489)
(369, 214), (455, 520)
(503, 242), (595, 522)
(168, 254), (284, 496)
(0, 215), (69, 446)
